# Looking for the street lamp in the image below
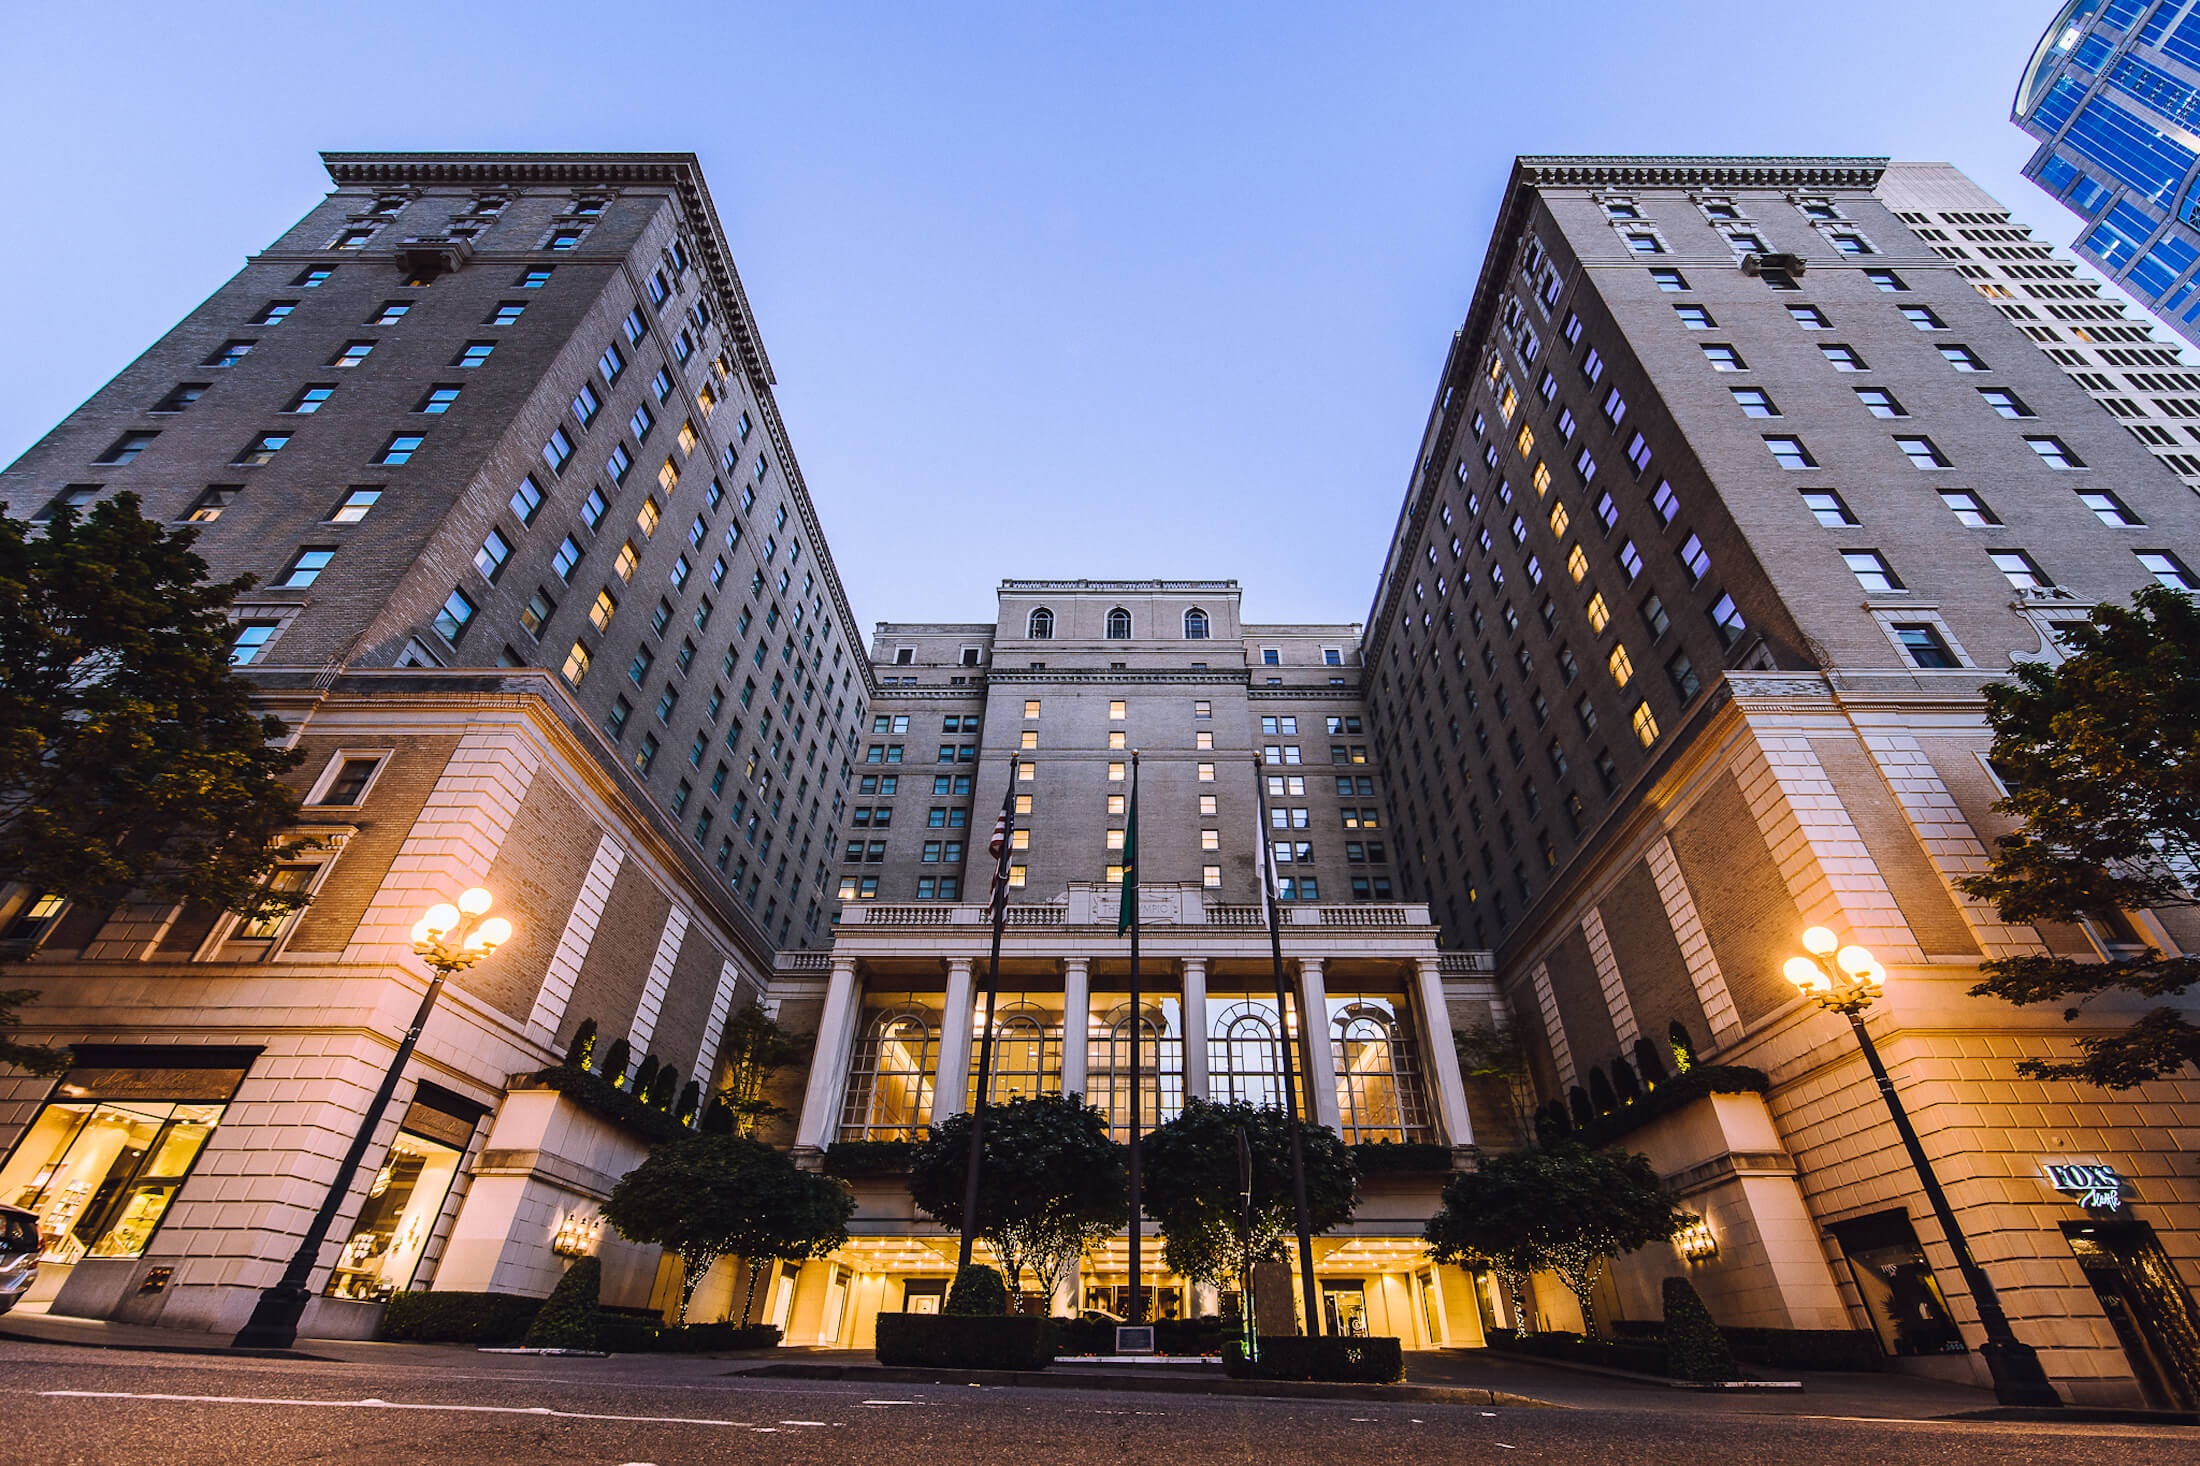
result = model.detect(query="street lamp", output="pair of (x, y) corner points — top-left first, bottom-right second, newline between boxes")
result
(232, 888), (511, 1350)
(1786, 926), (2060, 1408)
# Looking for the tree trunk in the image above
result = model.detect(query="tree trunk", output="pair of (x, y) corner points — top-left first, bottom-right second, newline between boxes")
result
(740, 1257), (763, 1327)
(1553, 1258), (1603, 1340)
(676, 1244), (723, 1323)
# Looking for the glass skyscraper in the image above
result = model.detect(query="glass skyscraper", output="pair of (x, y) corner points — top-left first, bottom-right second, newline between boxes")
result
(2014, 0), (2200, 345)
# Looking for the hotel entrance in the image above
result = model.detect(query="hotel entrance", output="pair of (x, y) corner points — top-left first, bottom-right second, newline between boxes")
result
(2064, 1221), (2200, 1411)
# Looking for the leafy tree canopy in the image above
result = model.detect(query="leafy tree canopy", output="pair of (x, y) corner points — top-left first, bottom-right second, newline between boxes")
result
(0, 495), (306, 914)
(714, 1001), (810, 1138)
(0, 989), (70, 1076)
(908, 1093), (1126, 1297)
(1425, 1142), (1679, 1339)
(1138, 1098), (1356, 1290)
(1959, 586), (2200, 1088)
(605, 1132), (853, 1320)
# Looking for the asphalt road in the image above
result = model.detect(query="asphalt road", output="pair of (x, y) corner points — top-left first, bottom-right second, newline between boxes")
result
(0, 1340), (2184, 1466)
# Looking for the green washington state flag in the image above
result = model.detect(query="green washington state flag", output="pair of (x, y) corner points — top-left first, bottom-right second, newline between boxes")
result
(1116, 760), (1138, 935)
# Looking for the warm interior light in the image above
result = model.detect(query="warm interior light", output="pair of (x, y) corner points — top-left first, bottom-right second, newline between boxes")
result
(1802, 926), (1839, 956)
(422, 902), (461, 935)
(458, 887), (493, 917)
(1837, 944), (1874, 976)
(472, 916), (512, 950)
(1783, 956), (1822, 990)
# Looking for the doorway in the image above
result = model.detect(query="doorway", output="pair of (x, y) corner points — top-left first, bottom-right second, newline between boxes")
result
(2063, 1221), (2200, 1410)
(1322, 1279), (1368, 1337)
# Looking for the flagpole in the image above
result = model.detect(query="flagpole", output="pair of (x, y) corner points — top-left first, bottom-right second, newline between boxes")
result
(1124, 750), (1144, 1326)
(1254, 756), (1323, 1338)
(958, 755), (1021, 1275)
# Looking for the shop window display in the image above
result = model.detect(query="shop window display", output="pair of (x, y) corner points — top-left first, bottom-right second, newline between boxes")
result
(0, 1101), (224, 1263)
(324, 1130), (464, 1301)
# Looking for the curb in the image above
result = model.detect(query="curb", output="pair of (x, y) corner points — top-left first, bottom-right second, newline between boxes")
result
(0, 1328), (340, 1363)
(1941, 1405), (2198, 1427)
(739, 1361), (1558, 1408)
(1484, 1350), (1800, 1391)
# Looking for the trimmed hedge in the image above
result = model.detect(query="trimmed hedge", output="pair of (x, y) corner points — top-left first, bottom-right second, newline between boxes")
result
(377, 1290), (543, 1345)
(526, 1064), (688, 1143)
(1348, 1141), (1455, 1175)
(1053, 1316), (1234, 1356)
(1486, 1328), (1667, 1376)
(1661, 1276), (1739, 1383)
(946, 1264), (1008, 1316)
(1225, 1336), (1404, 1383)
(596, 1318), (785, 1353)
(821, 1139), (916, 1177)
(876, 1313), (1054, 1370)
(523, 1256), (602, 1350)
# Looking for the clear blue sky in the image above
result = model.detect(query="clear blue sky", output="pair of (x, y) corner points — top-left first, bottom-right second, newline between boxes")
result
(0, 1), (2069, 634)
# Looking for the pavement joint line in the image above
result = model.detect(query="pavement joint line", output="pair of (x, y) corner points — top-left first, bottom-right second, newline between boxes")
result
(35, 1389), (809, 1430)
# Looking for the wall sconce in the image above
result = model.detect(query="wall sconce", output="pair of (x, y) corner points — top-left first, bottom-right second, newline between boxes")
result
(552, 1213), (603, 1259)
(1674, 1215), (1718, 1261)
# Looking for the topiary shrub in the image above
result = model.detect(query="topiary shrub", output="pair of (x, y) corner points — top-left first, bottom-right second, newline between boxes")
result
(875, 1314), (1053, 1370)
(564, 1018), (598, 1071)
(376, 1290), (543, 1344)
(600, 1037), (632, 1088)
(1661, 1275), (1739, 1382)
(1225, 1336), (1404, 1383)
(523, 1256), (603, 1351)
(945, 1263), (1008, 1315)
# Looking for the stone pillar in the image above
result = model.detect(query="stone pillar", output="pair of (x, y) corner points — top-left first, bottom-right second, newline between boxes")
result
(1296, 957), (1343, 1133)
(1060, 957), (1091, 1100)
(794, 957), (860, 1151)
(931, 957), (976, 1121)
(1414, 957), (1475, 1148)
(1179, 957), (1210, 1105)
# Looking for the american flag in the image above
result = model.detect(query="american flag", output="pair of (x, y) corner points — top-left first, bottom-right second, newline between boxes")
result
(987, 757), (1020, 924)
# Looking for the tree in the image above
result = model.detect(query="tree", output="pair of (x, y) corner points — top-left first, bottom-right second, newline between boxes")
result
(0, 495), (307, 916)
(907, 1093), (1125, 1306)
(0, 989), (70, 1076)
(1959, 586), (2200, 1088)
(1138, 1099), (1357, 1298)
(713, 1001), (810, 1138)
(1456, 1022), (1538, 1146)
(1424, 1142), (1680, 1340)
(603, 1133), (853, 1323)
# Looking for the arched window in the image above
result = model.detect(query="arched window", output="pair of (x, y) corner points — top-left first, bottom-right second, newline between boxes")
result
(1330, 1001), (1432, 1142)
(1210, 1000), (1288, 1109)
(1668, 1020), (1697, 1073)
(1182, 607), (1209, 640)
(1106, 607), (1132, 640)
(967, 1004), (1059, 1108)
(1027, 607), (1054, 640)
(839, 1005), (937, 1140)
(1088, 1001), (1184, 1140)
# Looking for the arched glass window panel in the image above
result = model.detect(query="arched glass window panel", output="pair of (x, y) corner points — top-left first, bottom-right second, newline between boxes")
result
(967, 1003), (1061, 1108)
(1028, 607), (1054, 640)
(838, 1003), (937, 1140)
(1106, 607), (1132, 640)
(1209, 999), (1293, 1109)
(1087, 1000), (1184, 1140)
(1329, 1000), (1432, 1143)
(1182, 607), (1209, 640)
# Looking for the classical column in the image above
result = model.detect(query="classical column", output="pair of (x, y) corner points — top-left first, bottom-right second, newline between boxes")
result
(1179, 957), (1210, 1104)
(931, 956), (977, 1121)
(1296, 957), (1343, 1132)
(1060, 956), (1091, 1100)
(1413, 956), (1475, 1148)
(794, 957), (860, 1150)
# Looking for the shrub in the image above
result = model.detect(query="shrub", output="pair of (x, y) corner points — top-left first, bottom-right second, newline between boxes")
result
(1661, 1276), (1738, 1382)
(523, 1256), (602, 1351)
(1567, 1065), (1770, 1149)
(874, 1314), (1053, 1370)
(945, 1264), (1008, 1315)
(376, 1290), (543, 1345)
(822, 1139), (916, 1177)
(1484, 1329), (1667, 1376)
(1225, 1336), (1404, 1383)
(669, 1322), (782, 1352)
(596, 1316), (663, 1353)
(527, 1064), (688, 1143)
(1348, 1141), (1456, 1175)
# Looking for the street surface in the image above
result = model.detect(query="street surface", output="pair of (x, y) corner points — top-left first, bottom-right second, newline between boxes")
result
(0, 1333), (2186, 1466)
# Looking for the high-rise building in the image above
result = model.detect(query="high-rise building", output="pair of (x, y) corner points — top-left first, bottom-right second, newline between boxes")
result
(1881, 159), (2200, 489)
(2014, 0), (2200, 351)
(0, 153), (872, 1334)
(1364, 154), (2200, 1406)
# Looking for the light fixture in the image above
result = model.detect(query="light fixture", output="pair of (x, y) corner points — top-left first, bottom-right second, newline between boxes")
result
(551, 1212), (603, 1259)
(1674, 1215), (1718, 1261)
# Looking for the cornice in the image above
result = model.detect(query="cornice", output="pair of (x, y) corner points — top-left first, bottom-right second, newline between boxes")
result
(1515, 155), (1890, 191)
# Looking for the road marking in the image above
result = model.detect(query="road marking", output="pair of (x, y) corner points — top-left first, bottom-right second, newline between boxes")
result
(40, 1391), (767, 1430)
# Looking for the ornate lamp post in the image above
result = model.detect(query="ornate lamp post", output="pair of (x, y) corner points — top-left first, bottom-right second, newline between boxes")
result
(232, 889), (512, 1350)
(1784, 926), (2060, 1407)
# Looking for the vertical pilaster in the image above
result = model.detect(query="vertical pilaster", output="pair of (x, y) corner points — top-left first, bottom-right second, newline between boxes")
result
(795, 957), (860, 1150)
(1060, 957), (1091, 1099)
(625, 906), (689, 1055)
(690, 960), (747, 1086)
(1644, 835), (1744, 1046)
(1179, 957), (1210, 1104)
(525, 834), (626, 1045)
(1580, 908), (1639, 1051)
(1297, 957), (1343, 1132)
(1529, 961), (1575, 1091)
(1414, 957), (1474, 1147)
(932, 957), (976, 1121)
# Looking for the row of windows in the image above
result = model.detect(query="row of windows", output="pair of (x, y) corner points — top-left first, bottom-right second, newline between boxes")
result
(1025, 605), (1214, 640)
(1756, 430), (2085, 470)
(1838, 545), (2196, 594)
(1797, 485), (2152, 531)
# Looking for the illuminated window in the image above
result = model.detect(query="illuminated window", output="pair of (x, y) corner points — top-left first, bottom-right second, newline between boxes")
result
(1607, 644), (1635, 686)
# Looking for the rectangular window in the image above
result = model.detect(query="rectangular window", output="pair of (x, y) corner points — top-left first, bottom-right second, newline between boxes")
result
(1677, 534), (1710, 585)
(1607, 644), (1635, 686)
(452, 341), (496, 368)
(1802, 489), (1857, 526)
(329, 488), (379, 523)
(486, 301), (526, 326)
(1864, 269), (1908, 291)
(1666, 650), (1700, 702)
(1843, 550), (1902, 592)
(229, 621), (279, 664)
(2138, 550), (2200, 589)
(1938, 345), (1987, 372)
(433, 588), (476, 642)
(1731, 387), (1779, 417)
(1632, 700), (1661, 747)
(376, 434), (425, 466)
(1765, 436), (1816, 468)
(96, 431), (158, 464)
(551, 536), (583, 581)
(1820, 344), (1867, 371)
(1855, 387), (1906, 418)
(520, 589), (555, 638)
(152, 382), (208, 413)
(1701, 343), (1746, 371)
(1787, 304), (1830, 328)
(1674, 304), (1714, 328)
(329, 341), (373, 368)
(371, 300), (412, 326)
(235, 433), (292, 466)
(1894, 623), (1959, 668)
(183, 485), (238, 522)
(1900, 306), (1945, 331)
(1939, 490), (1999, 527)
(416, 385), (461, 415)
(1979, 388), (2034, 419)
(1650, 268), (1688, 291)
(285, 385), (336, 414)
(1895, 436), (1950, 469)
(1709, 593), (1745, 647)
(2079, 490), (2141, 526)
(1989, 550), (2051, 589)
(206, 339), (256, 368)
(473, 529), (511, 582)
(278, 547), (336, 587)
(2026, 437), (2085, 469)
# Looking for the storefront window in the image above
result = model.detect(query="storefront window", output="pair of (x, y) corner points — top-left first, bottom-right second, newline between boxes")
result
(1328, 995), (1432, 1142)
(324, 1130), (464, 1301)
(0, 1102), (224, 1263)
(840, 992), (940, 1140)
(966, 1000), (1062, 1109)
(1830, 1210), (1965, 1357)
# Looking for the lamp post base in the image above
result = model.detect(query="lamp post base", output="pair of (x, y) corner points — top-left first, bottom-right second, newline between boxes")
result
(1980, 1337), (2062, 1407)
(231, 1283), (311, 1351)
